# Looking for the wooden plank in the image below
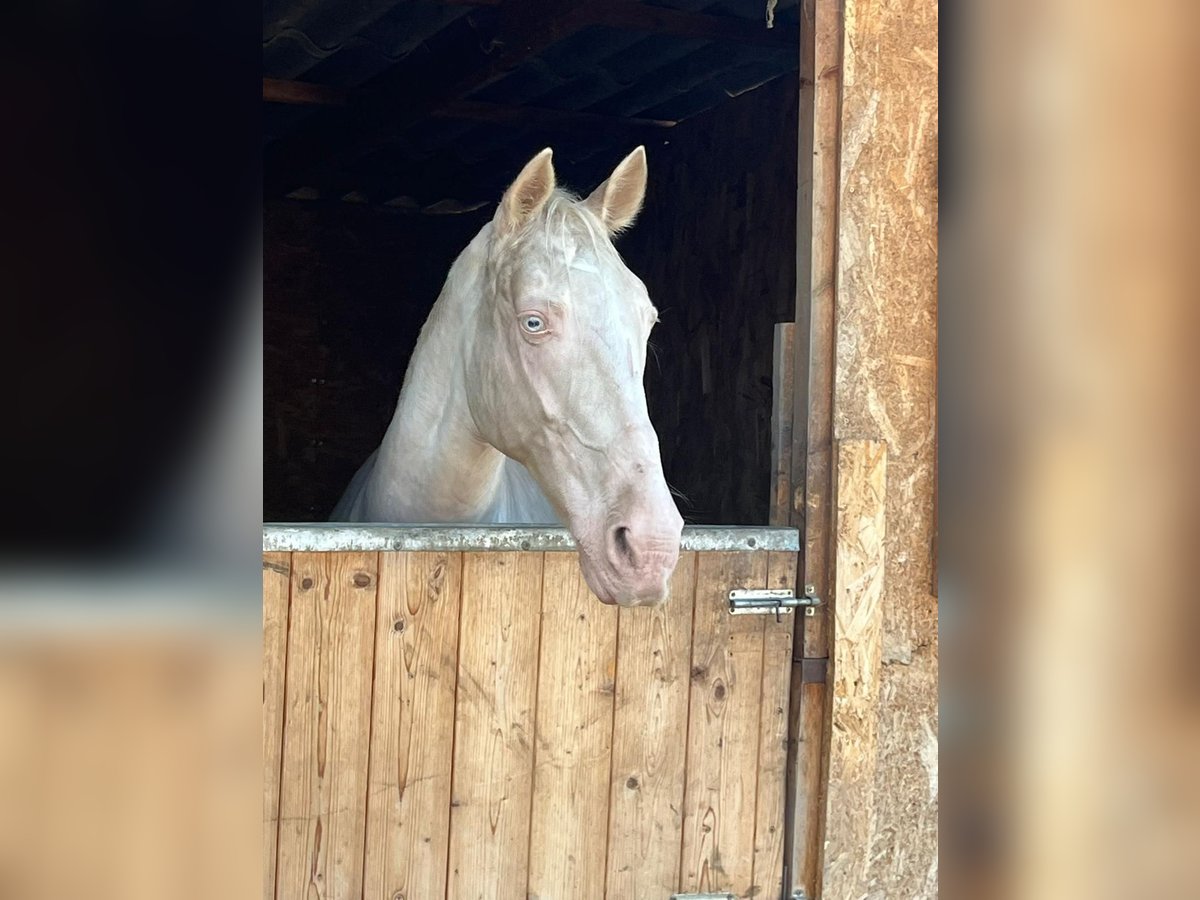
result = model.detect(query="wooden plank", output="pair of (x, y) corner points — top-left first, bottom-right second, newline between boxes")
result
(527, 555), (619, 899)
(362, 552), (464, 900)
(750, 552), (797, 899)
(604, 552), (697, 899)
(679, 551), (768, 896)
(262, 552), (292, 900)
(446, 552), (545, 900)
(275, 552), (379, 900)
(822, 440), (887, 897)
(770, 323), (796, 527)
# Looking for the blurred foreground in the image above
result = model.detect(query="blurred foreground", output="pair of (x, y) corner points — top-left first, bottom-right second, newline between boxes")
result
(942, 0), (1200, 897)
(0, 3), (262, 898)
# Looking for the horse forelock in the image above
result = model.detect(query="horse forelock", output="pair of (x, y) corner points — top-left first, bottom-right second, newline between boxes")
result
(493, 191), (613, 262)
(489, 190), (632, 311)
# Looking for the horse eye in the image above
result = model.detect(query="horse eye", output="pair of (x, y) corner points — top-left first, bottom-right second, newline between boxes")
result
(522, 315), (546, 334)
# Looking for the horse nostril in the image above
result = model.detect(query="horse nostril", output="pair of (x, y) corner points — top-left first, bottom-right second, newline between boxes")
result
(610, 525), (636, 567)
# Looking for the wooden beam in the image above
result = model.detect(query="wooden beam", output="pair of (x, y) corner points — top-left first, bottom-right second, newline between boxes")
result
(442, 0), (800, 48)
(433, 99), (676, 131)
(263, 80), (672, 133)
(263, 77), (347, 107)
(785, 0), (844, 896)
(593, 1), (798, 48)
(270, 144), (520, 209)
(796, 0), (842, 666)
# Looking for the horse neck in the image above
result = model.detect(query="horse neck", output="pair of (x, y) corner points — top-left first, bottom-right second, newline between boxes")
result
(371, 231), (507, 522)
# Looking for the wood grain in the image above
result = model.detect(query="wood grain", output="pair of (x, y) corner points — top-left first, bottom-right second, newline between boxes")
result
(362, 552), (464, 900)
(275, 551), (379, 900)
(771, 323), (796, 528)
(750, 552), (797, 899)
(823, 440), (888, 897)
(827, 0), (940, 886)
(527, 555), (619, 900)
(797, 680), (828, 898)
(262, 552), (292, 900)
(789, 0), (845, 888)
(679, 551), (768, 896)
(446, 552), (545, 900)
(798, 0), (842, 667)
(604, 552), (697, 899)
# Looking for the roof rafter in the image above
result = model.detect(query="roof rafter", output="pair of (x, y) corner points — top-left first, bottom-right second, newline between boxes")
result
(439, 0), (799, 49)
(263, 78), (676, 132)
(265, 0), (794, 196)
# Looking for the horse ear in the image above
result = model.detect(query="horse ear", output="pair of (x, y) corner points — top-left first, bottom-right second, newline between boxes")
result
(584, 146), (647, 234)
(496, 148), (556, 234)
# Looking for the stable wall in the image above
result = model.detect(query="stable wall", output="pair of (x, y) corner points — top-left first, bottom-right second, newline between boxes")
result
(263, 75), (798, 524)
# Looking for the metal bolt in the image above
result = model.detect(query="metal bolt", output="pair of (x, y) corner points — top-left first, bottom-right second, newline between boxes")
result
(804, 584), (816, 596)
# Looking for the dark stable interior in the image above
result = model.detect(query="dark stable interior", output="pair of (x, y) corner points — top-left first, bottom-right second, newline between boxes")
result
(264, 0), (800, 524)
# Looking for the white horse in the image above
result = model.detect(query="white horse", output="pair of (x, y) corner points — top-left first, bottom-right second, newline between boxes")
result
(333, 147), (683, 606)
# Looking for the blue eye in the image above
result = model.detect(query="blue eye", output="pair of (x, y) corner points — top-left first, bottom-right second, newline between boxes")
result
(521, 314), (547, 334)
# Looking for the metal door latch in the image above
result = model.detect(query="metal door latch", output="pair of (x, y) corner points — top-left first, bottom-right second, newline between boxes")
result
(728, 587), (821, 620)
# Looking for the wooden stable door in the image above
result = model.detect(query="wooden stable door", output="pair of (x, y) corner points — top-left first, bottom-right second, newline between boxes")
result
(263, 548), (795, 900)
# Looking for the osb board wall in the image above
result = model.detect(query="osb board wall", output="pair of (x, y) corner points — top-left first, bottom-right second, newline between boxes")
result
(827, 0), (939, 895)
(264, 75), (798, 523)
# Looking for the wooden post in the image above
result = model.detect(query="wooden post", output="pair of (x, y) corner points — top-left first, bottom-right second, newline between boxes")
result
(786, 0), (844, 895)
(822, 440), (887, 896)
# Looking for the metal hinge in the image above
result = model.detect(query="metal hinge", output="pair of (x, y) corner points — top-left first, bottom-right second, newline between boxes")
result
(728, 586), (821, 620)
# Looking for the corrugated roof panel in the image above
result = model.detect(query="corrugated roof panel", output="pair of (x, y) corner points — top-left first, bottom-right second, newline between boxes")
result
(597, 32), (711, 86)
(264, 1), (472, 84)
(533, 70), (630, 115)
(264, 0), (799, 199)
